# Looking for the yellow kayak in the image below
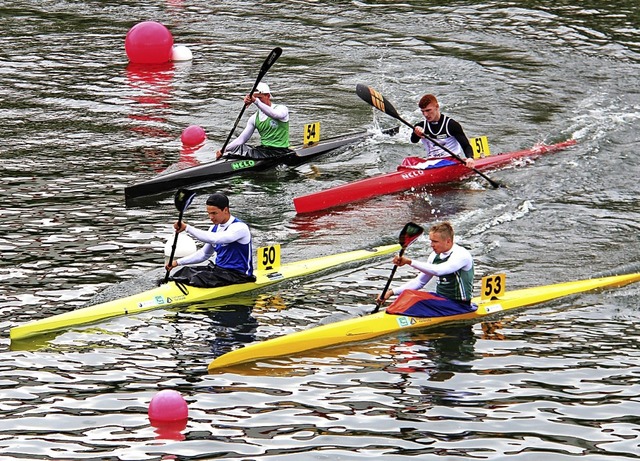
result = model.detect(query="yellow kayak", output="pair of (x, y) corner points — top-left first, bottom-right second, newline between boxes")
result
(208, 272), (640, 371)
(10, 243), (400, 341)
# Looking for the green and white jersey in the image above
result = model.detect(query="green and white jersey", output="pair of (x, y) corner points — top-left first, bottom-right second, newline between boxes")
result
(224, 99), (291, 152)
(254, 103), (289, 148)
(394, 243), (474, 301)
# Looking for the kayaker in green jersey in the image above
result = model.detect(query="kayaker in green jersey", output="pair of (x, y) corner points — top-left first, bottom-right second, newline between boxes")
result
(377, 221), (476, 317)
(216, 82), (295, 160)
(410, 93), (476, 169)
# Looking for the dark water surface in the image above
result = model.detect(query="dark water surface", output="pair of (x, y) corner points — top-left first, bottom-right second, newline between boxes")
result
(1, 1), (639, 459)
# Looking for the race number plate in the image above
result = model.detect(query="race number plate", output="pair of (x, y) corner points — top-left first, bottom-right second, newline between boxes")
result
(481, 273), (505, 300)
(304, 122), (320, 146)
(470, 136), (490, 159)
(257, 244), (281, 271)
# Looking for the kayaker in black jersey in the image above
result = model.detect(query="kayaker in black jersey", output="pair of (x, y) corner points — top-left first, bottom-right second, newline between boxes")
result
(377, 221), (476, 317)
(165, 192), (256, 288)
(410, 93), (475, 168)
(215, 82), (295, 160)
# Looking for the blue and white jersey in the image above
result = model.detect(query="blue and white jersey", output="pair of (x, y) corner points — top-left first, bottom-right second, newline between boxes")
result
(177, 215), (254, 276)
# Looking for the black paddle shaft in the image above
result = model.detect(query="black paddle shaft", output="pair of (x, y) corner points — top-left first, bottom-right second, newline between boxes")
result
(219, 47), (283, 154)
(355, 83), (502, 189)
(372, 222), (424, 313)
(163, 188), (196, 284)
(372, 247), (405, 314)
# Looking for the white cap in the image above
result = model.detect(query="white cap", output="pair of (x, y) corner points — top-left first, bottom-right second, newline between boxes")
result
(255, 82), (271, 95)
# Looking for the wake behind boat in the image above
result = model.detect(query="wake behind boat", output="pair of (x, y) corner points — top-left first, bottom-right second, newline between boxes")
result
(124, 127), (399, 201)
(207, 272), (640, 371)
(10, 243), (400, 342)
(294, 139), (577, 214)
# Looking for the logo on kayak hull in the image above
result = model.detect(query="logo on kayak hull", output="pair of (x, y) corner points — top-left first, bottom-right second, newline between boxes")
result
(400, 170), (425, 180)
(137, 294), (187, 308)
(232, 160), (256, 170)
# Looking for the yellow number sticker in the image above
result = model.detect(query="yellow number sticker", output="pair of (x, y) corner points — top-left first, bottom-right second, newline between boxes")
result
(304, 122), (320, 146)
(470, 136), (490, 159)
(481, 273), (505, 300)
(257, 244), (281, 271)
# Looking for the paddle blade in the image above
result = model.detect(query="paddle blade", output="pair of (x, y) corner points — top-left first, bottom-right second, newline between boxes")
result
(355, 83), (407, 126)
(174, 188), (196, 213)
(260, 47), (282, 75)
(399, 221), (424, 248)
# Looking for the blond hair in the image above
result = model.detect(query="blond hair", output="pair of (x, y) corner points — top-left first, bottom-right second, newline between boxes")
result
(429, 221), (454, 240)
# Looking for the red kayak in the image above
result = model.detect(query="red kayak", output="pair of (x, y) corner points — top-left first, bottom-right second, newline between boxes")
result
(294, 139), (577, 214)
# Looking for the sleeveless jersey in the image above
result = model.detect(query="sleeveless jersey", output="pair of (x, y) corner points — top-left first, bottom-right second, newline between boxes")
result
(419, 115), (465, 159)
(433, 251), (474, 301)
(254, 104), (289, 148)
(211, 218), (254, 276)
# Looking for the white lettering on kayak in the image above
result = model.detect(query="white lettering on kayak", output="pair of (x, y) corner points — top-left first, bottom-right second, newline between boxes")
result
(483, 304), (504, 314)
(400, 170), (425, 180)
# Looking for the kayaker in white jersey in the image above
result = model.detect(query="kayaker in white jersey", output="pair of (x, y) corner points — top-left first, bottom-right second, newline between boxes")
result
(377, 221), (476, 317)
(411, 93), (475, 168)
(216, 82), (295, 160)
(165, 192), (255, 288)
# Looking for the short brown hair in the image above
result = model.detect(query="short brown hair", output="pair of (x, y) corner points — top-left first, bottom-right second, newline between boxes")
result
(429, 221), (454, 240)
(418, 94), (438, 109)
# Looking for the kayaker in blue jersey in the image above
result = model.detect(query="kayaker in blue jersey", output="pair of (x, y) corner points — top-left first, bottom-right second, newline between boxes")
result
(377, 221), (476, 317)
(216, 82), (295, 160)
(165, 192), (255, 288)
(410, 94), (475, 169)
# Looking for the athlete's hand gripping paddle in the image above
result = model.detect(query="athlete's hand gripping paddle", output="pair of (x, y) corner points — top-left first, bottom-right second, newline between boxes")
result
(373, 222), (424, 313)
(163, 188), (197, 284)
(218, 47), (283, 158)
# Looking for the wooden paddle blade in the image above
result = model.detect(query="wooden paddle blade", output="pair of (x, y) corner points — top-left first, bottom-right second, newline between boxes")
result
(399, 222), (424, 248)
(355, 83), (407, 125)
(174, 188), (196, 213)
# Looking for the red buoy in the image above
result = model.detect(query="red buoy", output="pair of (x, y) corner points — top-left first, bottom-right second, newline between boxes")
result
(125, 21), (174, 64)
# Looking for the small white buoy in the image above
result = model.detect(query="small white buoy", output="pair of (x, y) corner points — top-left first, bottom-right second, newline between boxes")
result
(172, 45), (193, 62)
(164, 233), (197, 264)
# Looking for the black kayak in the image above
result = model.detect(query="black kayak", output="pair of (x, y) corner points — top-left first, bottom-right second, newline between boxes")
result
(124, 127), (399, 200)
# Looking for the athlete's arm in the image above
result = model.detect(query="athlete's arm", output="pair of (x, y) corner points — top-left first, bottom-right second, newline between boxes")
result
(410, 122), (424, 144)
(410, 248), (473, 276)
(225, 116), (257, 152)
(254, 99), (289, 122)
(447, 119), (474, 159)
(185, 222), (251, 245)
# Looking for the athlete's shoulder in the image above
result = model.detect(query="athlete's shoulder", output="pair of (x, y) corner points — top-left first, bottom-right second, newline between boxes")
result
(453, 242), (473, 257)
(230, 218), (251, 230)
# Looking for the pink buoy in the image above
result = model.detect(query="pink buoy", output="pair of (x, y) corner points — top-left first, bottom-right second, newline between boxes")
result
(125, 21), (174, 64)
(181, 125), (207, 147)
(148, 389), (188, 422)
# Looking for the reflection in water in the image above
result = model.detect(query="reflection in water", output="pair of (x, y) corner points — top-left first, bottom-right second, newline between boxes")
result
(207, 304), (258, 357)
(126, 62), (175, 172)
(192, 294), (287, 358)
(388, 325), (477, 378)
